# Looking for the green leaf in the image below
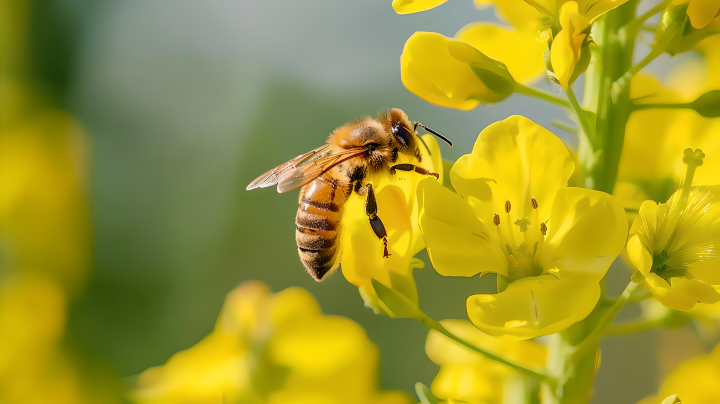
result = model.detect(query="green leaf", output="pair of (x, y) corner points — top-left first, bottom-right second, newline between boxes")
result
(415, 382), (441, 404)
(370, 279), (424, 320)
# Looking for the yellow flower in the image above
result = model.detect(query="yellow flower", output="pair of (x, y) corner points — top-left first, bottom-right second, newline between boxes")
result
(425, 320), (547, 403)
(674, 0), (720, 29)
(392, 0), (448, 14)
(627, 149), (720, 311)
(340, 135), (442, 316)
(400, 32), (515, 110)
(417, 116), (627, 339)
(638, 342), (720, 404)
(132, 281), (411, 404)
(617, 36), (720, 209)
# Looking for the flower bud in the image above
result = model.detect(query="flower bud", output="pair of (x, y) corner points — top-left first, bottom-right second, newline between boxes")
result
(401, 32), (515, 110)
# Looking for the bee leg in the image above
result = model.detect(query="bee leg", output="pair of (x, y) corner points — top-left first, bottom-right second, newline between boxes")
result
(354, 179), (368, 196)
(365, 184), (391, 258)
(389, 164), (439, 180)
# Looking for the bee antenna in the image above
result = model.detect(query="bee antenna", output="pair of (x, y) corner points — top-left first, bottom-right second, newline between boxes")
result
(415, 123), (453, 147)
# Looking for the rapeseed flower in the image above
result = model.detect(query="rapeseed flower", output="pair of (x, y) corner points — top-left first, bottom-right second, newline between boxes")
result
(618, 36), (720, 208)
(638, 342), (720, 404)
(132, 281), (411, 404)
(627, 149), (720, 311)
(425, 320), (547, 403)
(417, 116), (627, 339)
(341, 135), (442, 316)
(397, 0), (631, 100)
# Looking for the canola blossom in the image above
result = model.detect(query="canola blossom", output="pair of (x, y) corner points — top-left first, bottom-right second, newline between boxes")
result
(425, 320), (547, 403)
(9, 1), (720, 404)
(132, 281), (411, 404)
(627, 149), (720, 311)
(417, 116), (627, 339)
(340, 134), (443, 316)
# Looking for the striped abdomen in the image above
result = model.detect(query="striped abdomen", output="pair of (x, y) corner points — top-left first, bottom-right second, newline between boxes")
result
(295, 174), (349, 281)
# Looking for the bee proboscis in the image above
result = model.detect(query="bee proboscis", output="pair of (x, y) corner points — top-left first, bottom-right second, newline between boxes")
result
(246, 108), (452, 281)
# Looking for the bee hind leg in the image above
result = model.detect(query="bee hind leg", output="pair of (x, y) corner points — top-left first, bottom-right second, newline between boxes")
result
(390, 164), (439, 179)
(364, 184), (391, 258)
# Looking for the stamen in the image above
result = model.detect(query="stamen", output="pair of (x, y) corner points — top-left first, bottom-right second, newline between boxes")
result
(531, 197), (542, 242)
(504, 200), (517, 249)
(655, 148), (705, 253)
(493, 214), (518, 265)
(533, 222), (548, 271)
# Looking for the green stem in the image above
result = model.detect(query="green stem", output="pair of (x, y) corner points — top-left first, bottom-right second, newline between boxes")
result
(514, 82), (570, 109)
(626, 48), (663, 77)
(565, 86), (598, 149)
(551, 119), (579, 134)
(622, 0), (670, 36)
(633, 102), (692, 111)
(573, 281), (640, 359)
(418, 315), (555, 383)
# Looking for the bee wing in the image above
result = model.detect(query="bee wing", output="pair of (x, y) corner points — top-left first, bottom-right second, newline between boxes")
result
(246, 144), (332, 191)
(276, 148), (367, 194)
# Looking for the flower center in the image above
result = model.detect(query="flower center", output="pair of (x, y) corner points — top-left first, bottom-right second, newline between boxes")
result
(492, 198), (546, 280)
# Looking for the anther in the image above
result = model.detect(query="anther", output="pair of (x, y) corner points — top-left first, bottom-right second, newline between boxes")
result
(531, 197), (538, 210)
(493, 214), (500, 226)
(540, 222), (548, 236)
(505, 200), (512, 213)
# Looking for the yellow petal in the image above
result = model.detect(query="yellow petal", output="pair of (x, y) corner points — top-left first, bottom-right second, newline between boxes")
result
(401, 32), (515, 110)
(651, 344), (720, 404)
(466, 275), (601, 339)
(644, 273), (720, 311)
(341, 133), (440, 311)
(539, 188), (628, 281)
(455, 22), (547, 83)
(417, 178), (509, 277)
(475, 0), (544, 28)
(341, 185), (417, 296)
(270, 316), (369, 377)
(430, 363), (509, 403)
(392, 0), (448, 14)
(450, 115), (574, 237)
(577, 0), (631, 21)
(627, 234), (652, 276)
(426, 320), (546, 368)
(687, 0), (720, 29)
(550, 2), (589, 89)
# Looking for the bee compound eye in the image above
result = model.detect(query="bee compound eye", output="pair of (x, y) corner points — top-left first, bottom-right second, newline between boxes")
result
(392, 124), (410, 148)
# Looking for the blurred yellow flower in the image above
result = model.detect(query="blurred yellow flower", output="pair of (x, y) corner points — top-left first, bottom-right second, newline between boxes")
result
(638, 342), (720, 404)
(400, 32), (515, 110)
(0, 103), (99, 403)
(418, 116), (627, 339)
(627, 149), (720, 311)
(425, 320), (547, 403)
(618, 36), (720, 209)
(341, 135), (442, 316)
(674, 0), (720, 29)
(392, 0), (448, 14)
(132, 281), (412, 404)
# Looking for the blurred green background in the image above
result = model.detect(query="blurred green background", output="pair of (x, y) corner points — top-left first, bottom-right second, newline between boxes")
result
(3, 1), (714, 403)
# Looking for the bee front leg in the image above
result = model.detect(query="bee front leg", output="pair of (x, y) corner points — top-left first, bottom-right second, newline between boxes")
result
(389, 164), (439, 179)
(365, 184), (391, 258)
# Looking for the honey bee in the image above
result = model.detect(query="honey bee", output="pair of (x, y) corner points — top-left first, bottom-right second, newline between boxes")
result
(246, 108), (452, 281)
